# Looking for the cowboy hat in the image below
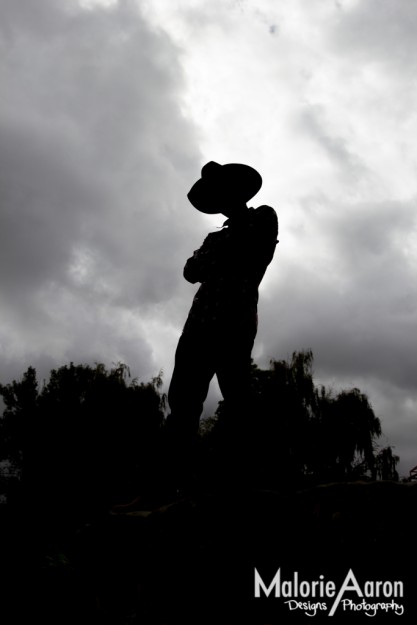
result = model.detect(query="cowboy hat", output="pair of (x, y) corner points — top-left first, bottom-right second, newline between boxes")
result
(187, 161), (262, 214)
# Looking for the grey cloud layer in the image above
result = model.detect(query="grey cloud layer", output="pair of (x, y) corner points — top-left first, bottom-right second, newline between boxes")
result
(0, 0), (203, 381)
(332, 0), (417, 70)
(260, 196), (417, 381)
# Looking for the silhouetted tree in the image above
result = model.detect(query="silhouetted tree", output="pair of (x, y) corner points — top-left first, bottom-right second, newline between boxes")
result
(0, 362), (165, 533)
(0, 366), (38, 476)
(313, 387), (382, 481)
(0, 350), (399, 522)
(202, 350), (388, 489)
(375, 446), (400, 481)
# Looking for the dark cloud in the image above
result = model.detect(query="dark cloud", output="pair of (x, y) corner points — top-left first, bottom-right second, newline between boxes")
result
(0, 0), (203, 380)
(259, 197), (417, 385)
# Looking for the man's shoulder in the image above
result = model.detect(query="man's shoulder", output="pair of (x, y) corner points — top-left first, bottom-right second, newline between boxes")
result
(251, 205), (277, 219)
(250, 205), (278, 234)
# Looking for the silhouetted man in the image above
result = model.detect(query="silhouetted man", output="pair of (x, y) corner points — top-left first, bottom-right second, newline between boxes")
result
(113, 161), (278, 510)
(166, 161), (278, 451)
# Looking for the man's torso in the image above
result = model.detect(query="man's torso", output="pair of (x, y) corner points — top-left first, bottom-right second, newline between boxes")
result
(182, 205), (278, 334)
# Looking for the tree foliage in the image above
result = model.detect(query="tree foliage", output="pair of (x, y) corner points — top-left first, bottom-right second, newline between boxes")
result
(375, 446), (400, 481)
(204, 350), (397, 489)
(0, 351), (400, 530)
(0, 362), (165, 530)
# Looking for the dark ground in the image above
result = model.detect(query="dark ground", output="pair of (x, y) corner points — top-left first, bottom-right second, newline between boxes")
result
(1, 480), (416, 624)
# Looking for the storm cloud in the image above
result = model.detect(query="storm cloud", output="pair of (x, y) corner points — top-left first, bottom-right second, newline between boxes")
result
(0, 0), (204, 382)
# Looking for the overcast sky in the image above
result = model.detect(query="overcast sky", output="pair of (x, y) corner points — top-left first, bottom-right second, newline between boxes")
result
(1, 0), (416, 475)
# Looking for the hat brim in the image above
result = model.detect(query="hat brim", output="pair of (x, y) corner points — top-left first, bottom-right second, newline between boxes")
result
(187, 163), (262, 214)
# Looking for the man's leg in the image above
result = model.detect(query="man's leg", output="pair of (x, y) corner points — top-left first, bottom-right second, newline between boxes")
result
(215, 324), (256, 412)
(160, 330), (217, 494)
(213, 325), (257, 489)
(167, 330), (216, 437)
